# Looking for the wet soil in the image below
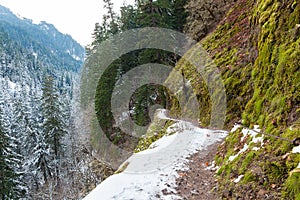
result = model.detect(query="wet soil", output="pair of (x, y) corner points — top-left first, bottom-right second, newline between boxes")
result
(175, 143), (222, 200)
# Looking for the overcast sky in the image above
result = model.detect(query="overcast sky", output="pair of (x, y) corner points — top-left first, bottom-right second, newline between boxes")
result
(0, 0), (135, 46)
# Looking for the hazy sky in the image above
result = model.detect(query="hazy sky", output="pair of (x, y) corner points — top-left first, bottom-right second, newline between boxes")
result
(0, 0), (135, 46)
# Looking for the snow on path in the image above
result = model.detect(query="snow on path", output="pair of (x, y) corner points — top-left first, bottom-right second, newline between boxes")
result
(83, 109), (228, 200)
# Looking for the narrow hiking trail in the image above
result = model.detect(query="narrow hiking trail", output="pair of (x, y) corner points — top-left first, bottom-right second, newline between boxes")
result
(83, 109), (228, 200)
(175, 143), (222, 200)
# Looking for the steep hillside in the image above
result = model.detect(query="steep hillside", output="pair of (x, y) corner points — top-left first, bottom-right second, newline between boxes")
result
(177, 0), (300, 198)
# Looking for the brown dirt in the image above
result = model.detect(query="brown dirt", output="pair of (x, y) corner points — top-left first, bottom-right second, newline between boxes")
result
(175, 142), (222, 200)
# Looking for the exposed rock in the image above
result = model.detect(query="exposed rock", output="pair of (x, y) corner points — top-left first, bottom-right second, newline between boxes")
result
(184, 0), (235, 41)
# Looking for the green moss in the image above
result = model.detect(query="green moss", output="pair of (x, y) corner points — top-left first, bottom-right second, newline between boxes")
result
(217, 162), (234, 178)
(254, 99), (264, 115)
(239, 151), (257, 174)
(162, 0), (300, 197)
(214, 48), (238, 67)
(267, 161), (287, 183)
(283, 171), (300, 199)
(202, 0), (300, 197)
(215, 154), (223, 166)
(286, 154), (300, 171)
(242, 171), (256, 183)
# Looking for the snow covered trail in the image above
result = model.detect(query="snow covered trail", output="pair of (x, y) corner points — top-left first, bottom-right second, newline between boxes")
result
(83, 110), (227, 200)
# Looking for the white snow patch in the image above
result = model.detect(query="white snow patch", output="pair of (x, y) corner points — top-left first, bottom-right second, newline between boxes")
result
(41, 23), (50, 30)
(252, 147), (260, 151)
(83, 109), (228, 200)
(205, 161), (221, 172)
(297, 163), (300, 169)
(248, 129), (259, 138)
(228, 143), (249, 162)
(241, 128), (250, 141)
(32, 52), (38, 59)
(7, 80), (17, 91)
(142, 134), (178, 153)
(253, 125), (260, 131)
(228, 125), (264, 162)
(185, 80), (191, 87)
(83, 173), (179, 200)
(72, 54), (81, 61)
(116, 111), (130, 124)
(241, 143), (249, 152)
(233, 175), (244, 183)
(205, 161), (216, 170)
(252, 136), (264, 145)
(292, 146), (300, 154)
(16, 13), (24, 20)
(241, 125), (261, 140)
(231, 124), (241, 133)
(228, 154), (239, 162)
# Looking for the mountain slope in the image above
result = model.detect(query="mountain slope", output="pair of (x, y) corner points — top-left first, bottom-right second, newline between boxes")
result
(0, 5), (84, 105)
(0, 5), (88, 199)
(0, 5), (85, 72)
(0, 4), (84, 96)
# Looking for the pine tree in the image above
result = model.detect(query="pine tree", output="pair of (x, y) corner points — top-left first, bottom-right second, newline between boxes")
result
(172, 0), (188, 32)
(86, 0), (119, 55)
(10, 91), (30, 196)
(119, 5), (139, 31)
(29, 128), (52, 185)
(103, 0), (119, 34)
(87, 0), (188, 150)
(23, 92), (51, 192)
(0, 106), (24, 199)
(41, 75), (67, 184)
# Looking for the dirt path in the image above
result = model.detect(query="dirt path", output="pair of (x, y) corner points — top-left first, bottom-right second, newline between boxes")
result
(175, 142), (222, 200)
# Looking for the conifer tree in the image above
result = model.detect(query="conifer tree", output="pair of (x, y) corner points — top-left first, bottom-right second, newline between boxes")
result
(86, 0), (119, 55)
(103, 0), (119, 34)
(41, 75), (67, 184)
(0, 106), (24, 199)
(89, 0), (188, 148)
(10, 91), (30, 196)
(23, 92), (51, 192)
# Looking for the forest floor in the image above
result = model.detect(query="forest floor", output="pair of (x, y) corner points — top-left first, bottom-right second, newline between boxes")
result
(174, 142), (222, 200)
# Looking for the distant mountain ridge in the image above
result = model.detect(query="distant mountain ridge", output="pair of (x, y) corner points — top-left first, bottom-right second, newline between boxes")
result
(0, 5), (85, 72)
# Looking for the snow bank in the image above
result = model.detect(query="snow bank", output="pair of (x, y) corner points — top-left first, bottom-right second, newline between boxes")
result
(83, 109), (228, 200)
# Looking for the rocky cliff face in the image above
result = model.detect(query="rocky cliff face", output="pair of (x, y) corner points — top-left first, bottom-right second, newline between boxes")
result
(184, 0), (235, 41)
